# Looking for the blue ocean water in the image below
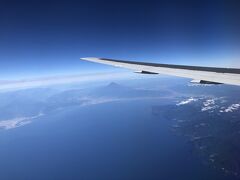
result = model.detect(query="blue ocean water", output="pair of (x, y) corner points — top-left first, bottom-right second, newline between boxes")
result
(0, 99), (235, 180)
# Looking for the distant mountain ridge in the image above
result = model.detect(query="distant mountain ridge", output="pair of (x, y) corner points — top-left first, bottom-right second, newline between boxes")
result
(89, 82), (172, 98)
(0, 82), (174, 120)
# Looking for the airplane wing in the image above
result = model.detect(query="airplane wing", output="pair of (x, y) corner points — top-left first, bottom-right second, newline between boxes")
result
(80, 57), (240, 86)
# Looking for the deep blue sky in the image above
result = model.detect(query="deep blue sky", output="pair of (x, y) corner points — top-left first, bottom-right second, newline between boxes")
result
(0, 0), (240, 79)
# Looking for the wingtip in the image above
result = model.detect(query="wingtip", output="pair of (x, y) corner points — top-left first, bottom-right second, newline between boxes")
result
(80, 57), (101, 61)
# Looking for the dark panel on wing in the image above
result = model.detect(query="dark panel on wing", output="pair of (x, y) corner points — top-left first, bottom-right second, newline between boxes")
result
(100, 58), (240, 74)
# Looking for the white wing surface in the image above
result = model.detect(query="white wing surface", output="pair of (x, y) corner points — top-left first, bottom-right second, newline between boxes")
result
(81, 57), (240, 86)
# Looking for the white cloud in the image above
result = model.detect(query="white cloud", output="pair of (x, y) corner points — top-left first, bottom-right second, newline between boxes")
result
(80, 95), (175, 107)
(203, 99), (215, 106)
(0, 113), (44, 130)
(176, 97), (198, 106)
(80, 97), (121, 106)
(176, 96), (240, 114)
(201, 99), (218, 112)
(220, 104), (240, 113)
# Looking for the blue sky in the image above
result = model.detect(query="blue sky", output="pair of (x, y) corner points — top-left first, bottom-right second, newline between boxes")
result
(0, 0), (240, 79)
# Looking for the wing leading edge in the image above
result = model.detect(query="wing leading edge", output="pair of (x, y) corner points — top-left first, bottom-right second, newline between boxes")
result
(80, 57), (240, 86)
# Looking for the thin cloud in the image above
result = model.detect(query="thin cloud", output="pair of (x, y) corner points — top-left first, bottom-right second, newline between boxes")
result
(0, 72), (142, 92)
